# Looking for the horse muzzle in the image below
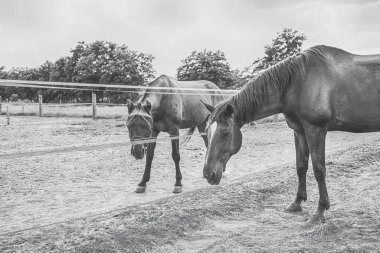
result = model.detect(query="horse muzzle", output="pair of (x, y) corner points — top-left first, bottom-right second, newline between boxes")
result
(131, 144), (146, 160)
(203, 165), (223, 185)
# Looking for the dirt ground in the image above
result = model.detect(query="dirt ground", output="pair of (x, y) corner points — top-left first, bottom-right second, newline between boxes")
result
(0, 116), (379, 252)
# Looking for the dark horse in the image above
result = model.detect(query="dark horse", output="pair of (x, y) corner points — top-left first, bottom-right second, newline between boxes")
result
(127, 74), (226, 193)
(201, 45), (380, 223)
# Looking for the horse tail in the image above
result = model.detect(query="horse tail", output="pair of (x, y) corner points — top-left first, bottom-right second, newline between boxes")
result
(180, 126), (196, 147)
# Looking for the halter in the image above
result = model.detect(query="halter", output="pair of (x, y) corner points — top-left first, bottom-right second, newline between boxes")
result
(126, 109), (153, 144)
(126, 112), (153, 127)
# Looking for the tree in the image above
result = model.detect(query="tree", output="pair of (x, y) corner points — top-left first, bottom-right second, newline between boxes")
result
(176, 50), (235, 89)
(71, 41), (156, 102)
(237, 28), (307, 88)
(46, 57), (72, 102)
(0, 41), (156, 103)
(2, 67), (44, 101)
(0, 66), (7, 79)
(0, 66), (9, 101)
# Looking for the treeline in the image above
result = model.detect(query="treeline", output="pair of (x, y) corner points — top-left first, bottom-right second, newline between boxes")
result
(0, 41), (155, 103)
(0, 28), (306, 103)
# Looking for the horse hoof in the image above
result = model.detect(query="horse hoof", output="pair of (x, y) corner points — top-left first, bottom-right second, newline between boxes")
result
(173, 186), (182, 194)
(135, 186), (146, 193)
(307, 213), (326, 224)
(285, 203), (302, 212)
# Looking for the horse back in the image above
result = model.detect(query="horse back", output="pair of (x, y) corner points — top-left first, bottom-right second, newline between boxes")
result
(176, 80), (225, 128)
(287, 46), (380, 132)
(142, 75), (223, 131)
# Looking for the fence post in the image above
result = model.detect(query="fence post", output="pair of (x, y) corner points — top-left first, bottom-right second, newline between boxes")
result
(92, 92), (97, 119)
(39, 94), (43, 117)
(0, 96), (2, 113)
(7, 106), (10, 125)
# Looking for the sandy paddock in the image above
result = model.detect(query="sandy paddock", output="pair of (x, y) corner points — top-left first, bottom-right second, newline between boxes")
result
(0, 116), (379, 252)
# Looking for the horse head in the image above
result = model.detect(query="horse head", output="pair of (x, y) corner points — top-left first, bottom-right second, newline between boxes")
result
(126, 99), (153, 160)
(201, 101), (243, 185)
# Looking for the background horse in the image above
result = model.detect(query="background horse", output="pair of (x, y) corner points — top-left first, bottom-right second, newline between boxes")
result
(127, 74), (226, 193)
(201, 45), (380, 223)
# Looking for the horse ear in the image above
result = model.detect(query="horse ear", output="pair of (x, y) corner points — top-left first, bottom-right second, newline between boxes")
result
(223, 104), (234, 117)
(126, 99), (135, 114)
(143, 100), (152, 113)
(201, 100), (215, 113)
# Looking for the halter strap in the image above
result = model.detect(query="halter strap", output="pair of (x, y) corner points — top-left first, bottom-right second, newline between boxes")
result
(126, 112), (153, 126)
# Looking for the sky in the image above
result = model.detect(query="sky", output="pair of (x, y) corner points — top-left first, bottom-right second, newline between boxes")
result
(1, 0), (380, 77)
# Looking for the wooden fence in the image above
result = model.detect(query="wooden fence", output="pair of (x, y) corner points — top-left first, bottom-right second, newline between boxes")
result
(0, 93), (130, 120)
(0, 93), (282, 124)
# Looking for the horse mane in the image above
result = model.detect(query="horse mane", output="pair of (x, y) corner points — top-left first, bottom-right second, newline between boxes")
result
(210, 49), (320, 124)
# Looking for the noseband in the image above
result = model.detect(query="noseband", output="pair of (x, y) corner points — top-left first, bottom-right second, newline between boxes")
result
(126, 112), (153, 145)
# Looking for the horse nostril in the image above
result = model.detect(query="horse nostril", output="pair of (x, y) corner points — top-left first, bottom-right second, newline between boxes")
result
(206, 172), (215, 181)
(204, 171), (215, 180)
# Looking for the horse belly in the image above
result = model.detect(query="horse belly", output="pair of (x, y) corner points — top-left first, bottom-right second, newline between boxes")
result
(331, 102), (380, 132)
(329, 67), (380, 132)
(179, 110), (208, 129)
(330, 119), (380, 132)
(179, 95), (213, 129)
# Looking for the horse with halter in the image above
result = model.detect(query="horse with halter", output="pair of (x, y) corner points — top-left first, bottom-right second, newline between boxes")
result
(127, 74), (226, 193)
(201, 45), (380, 223)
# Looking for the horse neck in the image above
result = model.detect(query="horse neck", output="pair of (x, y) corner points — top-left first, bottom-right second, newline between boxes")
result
(140, 92), (155, 102)
(251, 90), (282, 121)
(139, 75), (173, 106)
(231, 81), (284, 126)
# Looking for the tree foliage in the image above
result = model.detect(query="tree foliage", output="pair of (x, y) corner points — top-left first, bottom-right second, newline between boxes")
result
(0, 41), (155, 103)
(236, 28), (307, 88)
(176, 50), (235, 89)
(0, 66), (48, 102)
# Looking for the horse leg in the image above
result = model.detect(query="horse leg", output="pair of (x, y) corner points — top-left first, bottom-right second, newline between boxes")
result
(197, 119), (208, 148)
(136, 129), (159, 193)
(170, 128), (182, 193)
(304, 124), (330, 223)
(285, 130), (309, 212)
